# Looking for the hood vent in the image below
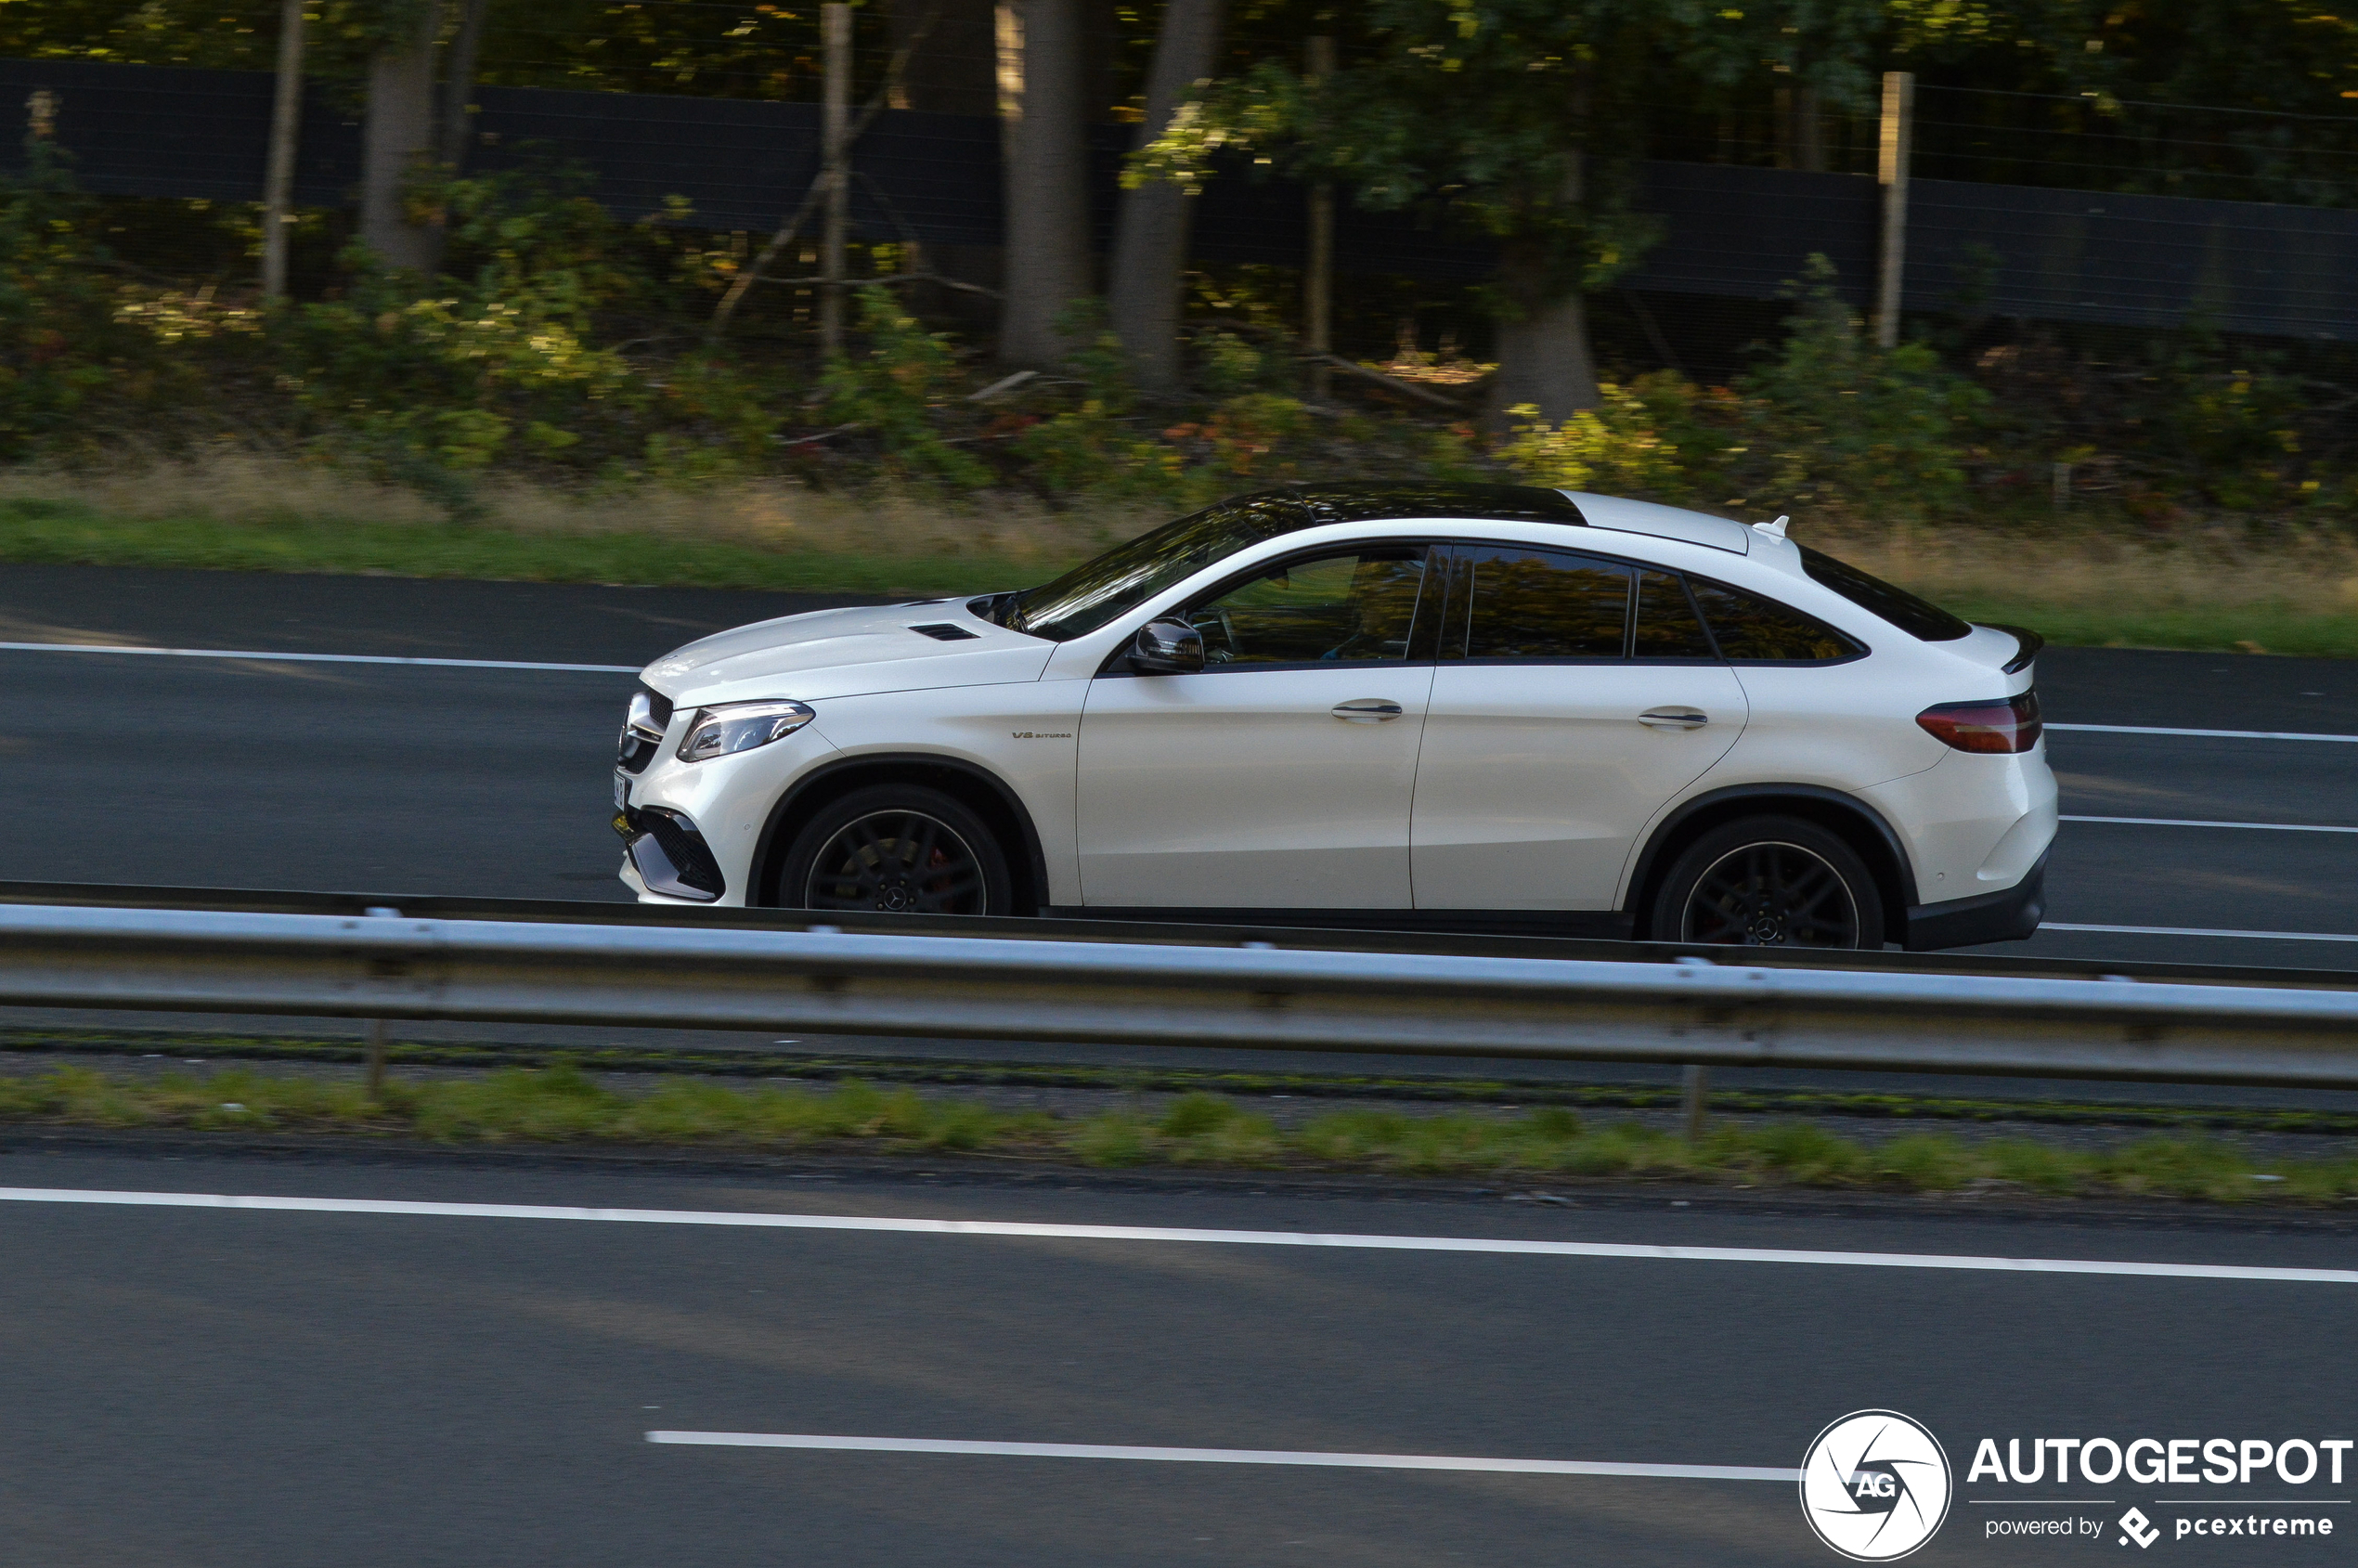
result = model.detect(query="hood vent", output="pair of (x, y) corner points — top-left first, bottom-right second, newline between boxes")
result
(908, 622), (979, 641)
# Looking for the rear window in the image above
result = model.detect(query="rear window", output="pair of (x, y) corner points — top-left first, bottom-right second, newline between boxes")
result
(1632, 570), (1716, 659)
(1799, 546), (1971, 641)
(1688, 579), (1862, 663)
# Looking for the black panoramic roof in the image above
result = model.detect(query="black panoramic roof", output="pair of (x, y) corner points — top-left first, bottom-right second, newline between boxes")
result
(1283, 482), (1590, 526)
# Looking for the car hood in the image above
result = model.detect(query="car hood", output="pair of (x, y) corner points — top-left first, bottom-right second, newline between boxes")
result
(641, 599), (1054, 706)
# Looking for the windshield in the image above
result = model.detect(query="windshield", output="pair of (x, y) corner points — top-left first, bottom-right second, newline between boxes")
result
(1798, 545), (1972, 641)
(1006, 492), (1307, 641)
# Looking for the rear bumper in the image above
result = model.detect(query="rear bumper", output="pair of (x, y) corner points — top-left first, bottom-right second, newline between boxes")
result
(1902, 849), (2048, 951)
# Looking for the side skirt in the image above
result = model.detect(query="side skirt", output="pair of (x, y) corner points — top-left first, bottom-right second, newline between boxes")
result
(1043, 907), (1639, 940)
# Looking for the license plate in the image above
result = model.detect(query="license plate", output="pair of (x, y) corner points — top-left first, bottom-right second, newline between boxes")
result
(613, 771), (629, 811)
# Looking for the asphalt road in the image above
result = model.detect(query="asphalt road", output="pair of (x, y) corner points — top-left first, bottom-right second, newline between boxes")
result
(0, 1146), (2350, 1567)
(0, 562), (2352, 965)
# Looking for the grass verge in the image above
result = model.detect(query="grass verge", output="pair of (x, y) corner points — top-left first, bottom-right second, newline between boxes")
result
(11, 1064), (2357, 1205)
(19, 1028), (2358, 1137)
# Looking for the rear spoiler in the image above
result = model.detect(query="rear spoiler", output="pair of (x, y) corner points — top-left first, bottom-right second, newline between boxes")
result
(1982, 623), (2045, 675)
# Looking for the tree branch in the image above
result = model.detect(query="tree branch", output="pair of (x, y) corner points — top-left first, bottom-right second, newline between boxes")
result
(707, 0), (943, 344)
(1302, 352), (1477, 411)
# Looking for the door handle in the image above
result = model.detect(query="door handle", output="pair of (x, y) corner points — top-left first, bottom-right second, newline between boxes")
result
(1332, 698), (1406, 722)
(1639, 707), (1709, 730)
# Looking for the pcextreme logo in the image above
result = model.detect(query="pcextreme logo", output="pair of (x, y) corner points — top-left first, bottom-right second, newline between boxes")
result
(1800, 1410), (1955, 1562)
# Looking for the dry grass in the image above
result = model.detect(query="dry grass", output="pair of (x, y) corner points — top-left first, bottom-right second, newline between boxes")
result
(0, 452), (2353, 650)
(0, 451), (1150, 567)
(1817, 518), (2358, 623)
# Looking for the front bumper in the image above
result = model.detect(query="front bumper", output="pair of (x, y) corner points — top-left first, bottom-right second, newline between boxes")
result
(1901, 848), (2048, 952)
(613, 795), (727, 902)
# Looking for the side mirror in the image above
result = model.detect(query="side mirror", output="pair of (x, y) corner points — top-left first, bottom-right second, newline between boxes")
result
(1130, 618), (1205, 674)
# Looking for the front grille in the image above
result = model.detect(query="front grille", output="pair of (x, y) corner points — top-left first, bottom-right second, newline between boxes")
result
(616, 685), (676, 774)
(631, 807), (725, 900)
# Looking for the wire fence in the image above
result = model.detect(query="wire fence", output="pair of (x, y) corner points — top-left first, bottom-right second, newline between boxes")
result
(6, 53), (2358, 354)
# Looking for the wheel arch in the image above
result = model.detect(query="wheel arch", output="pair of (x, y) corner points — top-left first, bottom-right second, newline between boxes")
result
(751, 753), (1051, 914)
(1623, 784), (1915, 945)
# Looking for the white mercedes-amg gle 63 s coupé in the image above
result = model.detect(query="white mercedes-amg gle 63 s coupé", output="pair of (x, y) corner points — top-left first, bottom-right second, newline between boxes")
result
(612, 483), (2054, 950)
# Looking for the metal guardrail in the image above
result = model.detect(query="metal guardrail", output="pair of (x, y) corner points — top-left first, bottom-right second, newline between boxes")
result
(0, 879), (2351, 990)
(4, 901), (2358, 1089)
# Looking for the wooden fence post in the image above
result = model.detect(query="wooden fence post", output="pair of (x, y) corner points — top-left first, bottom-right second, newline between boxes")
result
(1875, 70), (1913, 350)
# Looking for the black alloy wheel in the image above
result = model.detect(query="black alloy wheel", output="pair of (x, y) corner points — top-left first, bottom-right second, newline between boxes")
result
(1650, 816), (1884, 951)
(781, 784), (1011, 916)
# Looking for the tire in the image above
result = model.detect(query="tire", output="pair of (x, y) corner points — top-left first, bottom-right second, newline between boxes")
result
(1647, 815), (1885, 950)
(776, 784), (1013, 916)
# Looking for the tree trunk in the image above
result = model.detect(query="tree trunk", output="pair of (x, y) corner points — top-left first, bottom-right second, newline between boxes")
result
(261, 0), (304, 300)
(1794, 84), (1825, 173)
(1105, 0), (1224, 392)
(819, 1), (852, 355)
(887, 0), (1001, 330)
(892, 0), (996, 114)
(361, 1), (445, 273)
(438, 0), (492, 172)
(1485, 237), (1600, 427)
(995, 0), (1093, 367)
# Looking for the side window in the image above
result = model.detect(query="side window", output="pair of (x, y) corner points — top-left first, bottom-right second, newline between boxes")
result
(1185, 548), (1428, 666)
(1688, 577), (1861, 663)
(1632, 570), (1717, 659)
(1452, 547), (1631, 661)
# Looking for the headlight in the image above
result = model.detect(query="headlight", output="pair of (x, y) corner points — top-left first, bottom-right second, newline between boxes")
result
(676, 699), (816, 762)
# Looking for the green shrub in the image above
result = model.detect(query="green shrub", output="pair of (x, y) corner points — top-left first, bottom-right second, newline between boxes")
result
(1740, 255), (1991, 521)
(0, 139), (179, 456)
(819, 287), (993, 491)
(1499, 371), (1725, 501)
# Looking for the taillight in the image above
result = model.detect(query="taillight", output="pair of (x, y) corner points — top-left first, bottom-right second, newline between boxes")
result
(1917, 691), (2041, 754)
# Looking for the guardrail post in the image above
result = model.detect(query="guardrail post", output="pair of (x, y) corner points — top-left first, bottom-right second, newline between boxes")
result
(366, 1018), (390, 1099)
(1681, 1064), (1709, 1144)
(363, 906), (400, 1099)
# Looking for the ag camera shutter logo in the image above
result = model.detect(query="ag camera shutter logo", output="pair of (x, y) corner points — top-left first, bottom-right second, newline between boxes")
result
(1800, 1410), (1954, 1561)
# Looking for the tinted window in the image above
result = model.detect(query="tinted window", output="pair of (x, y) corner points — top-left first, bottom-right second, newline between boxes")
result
(1186, 550), (1427, 666)
(1007, 493), (1304, 641)
(1799, 545), (1971, 641)
(1632, 570), (1716, 659)
(1454, 548), (1631, 660)
(1689, 578), (1860, 662)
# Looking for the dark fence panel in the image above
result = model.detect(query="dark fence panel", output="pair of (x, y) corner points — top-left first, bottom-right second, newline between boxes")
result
(0, 56), (356, 203)
(1905, 178), (2358, 342)
(6, 56), (2354, 341)
(1615, 164), (1879, 305)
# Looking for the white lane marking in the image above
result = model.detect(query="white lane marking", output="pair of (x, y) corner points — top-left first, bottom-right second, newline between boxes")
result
(0, 641), (638, 674)
(1, 1187), (2350, 1284)
(642, 1432), (1797, 1481)
(2049, 722), (2358, 744)
(2062, 814), (2358, 834)
(2043, 922), (2358, 944)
